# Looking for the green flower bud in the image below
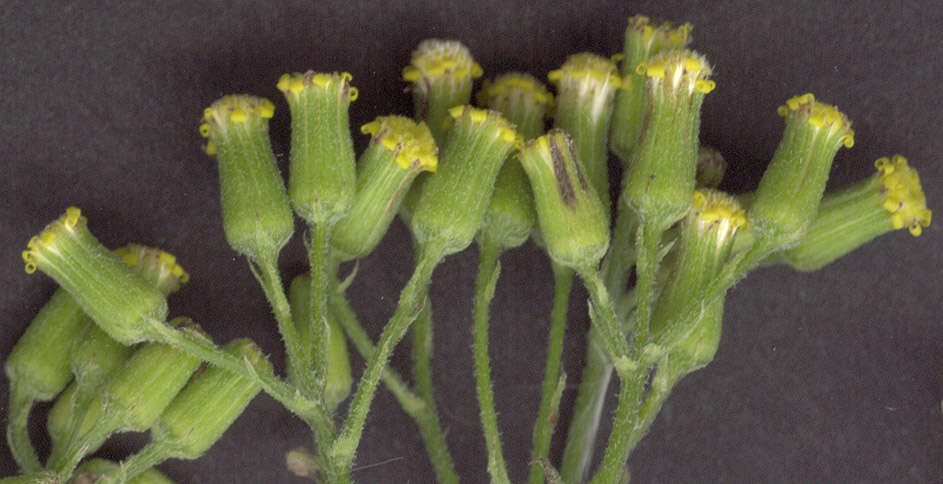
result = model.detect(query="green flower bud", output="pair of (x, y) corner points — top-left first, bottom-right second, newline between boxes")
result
(0, 472), (60, 484)
(668, 298), (723, 377)
(652, 189), (747, 336)
(331, 116), (438, 260)
(477, 72), (554, 140)
(696, 146), (726, 189)
(518, 130), (610, 270)
(74, 459), (175, 484)
(100, 317), (204, 433)
(277, 71), (358, 225)
(748, 93), (855, 244)
(409, 106), (521, 256)
(201, 95), (293, 263)
(548, 53), (622, 218)
(152, 338), (272, 459)
(288, 274), (352, 410)
(403, 39), (483, 144)
(5, 289), (85, 401)
(476, 73), (550, 249)
(610, 15), (692, 162)
(622, 50), (715, 230)
(779, 155), (931, 271)
(21, 207), (168, 345)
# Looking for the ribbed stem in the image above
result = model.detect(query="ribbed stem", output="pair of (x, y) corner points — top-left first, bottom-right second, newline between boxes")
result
(307, 223), (333, 395)
(472, 237), (511, 484)
(329, 290), (458, 484)
(528, 262), (573, 484)
(329, 242), (444, 471)
(588, 366), (647, 484)
(559, 329), (613, 484)
(250, 257), (309, 393)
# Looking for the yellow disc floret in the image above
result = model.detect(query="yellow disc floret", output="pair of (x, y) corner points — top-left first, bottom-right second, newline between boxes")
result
(360, 116), (439, 172)
(548, 53), (623, 91)
(402, 39), (483, 83)
(276, 71), (358, 101)
(476, 72), (554, 116)
(875, 155), (931, 236)
(448, 105), (522, 147)
(777, 93), (855, 149)
(637, 49), (714, 95)
(625, 15), (693, 57)
(691, 189), (748, 244)
(201, 95), (275, 133)
(114, 244), (191, 290)
(22, 207), (86, 274)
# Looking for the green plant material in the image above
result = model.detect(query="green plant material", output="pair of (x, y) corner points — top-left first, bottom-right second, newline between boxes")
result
(622, 49), (714, 230)
(748, 93), (855, 245)
(408, 106), (520, 256)
(471, 237), (511, 484)
(610, 15), (692, 163)
(477, 72), (553, 141)
(651, 190), (746, 340)
(332, 116), (438, 260)
(73, 458), (175, 484)
(403, 39), (483, 145)
(696, 145), (726, 189)
(549, 53), (622, 218)
(518, 130), (609, 270)
(201, 94), (293, 264)
(150, 338), (271, 460)
(0, 472), (60, 484)
(776, 154), (931, 271)
(21, 207), (168, 345)
(288, 274), (352, 410)
(278, 71), (358, 226)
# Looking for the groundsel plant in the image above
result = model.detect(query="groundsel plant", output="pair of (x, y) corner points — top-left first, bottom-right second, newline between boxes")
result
(3, 12), (932, 484)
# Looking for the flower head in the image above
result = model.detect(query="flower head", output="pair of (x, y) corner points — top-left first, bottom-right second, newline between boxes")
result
(637, 50), (714, 96)
(402, 39), (483, 83)
(777, 93), (854, 149)
(875, 155), (931, 236)
(360, 116), (438, 172)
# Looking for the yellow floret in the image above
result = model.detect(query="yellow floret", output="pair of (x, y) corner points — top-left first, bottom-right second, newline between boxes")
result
(875, 155), (931, 236)
(777, 93), (855, 148)
(691, 189), (748, 245)
(637, 50), (714, 96)
(22, 207), (87, 274)
(201, 95), (276, 137)
(402, 39), (482, 83)
(276, 71), (356, 101)
(360, 116), (439, 172)
(476, 72), (554, 115)
(548, 53), (623, 90)
(448, 106), (522, 148)
(625, 15), (693, 56)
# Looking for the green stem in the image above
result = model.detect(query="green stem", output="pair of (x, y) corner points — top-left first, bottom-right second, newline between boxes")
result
(106, 441), (173, 483)
(472, 237), (511, 484)
(307, 223), (333, 395)
(632, 223), (663, 351)
(559, 329), (613, 484)
(604, 198), (639, 294)
(250, 257), (309, 393)
(410, 299), (461, 484)
(143, 317), (329, 427)
(588, 366), (647, 484)
(576, 267), (630, 364)
(329, 241), (444, 471)
(6, 386), (41, 473)
(624, 369), (677, 456)
(329, 289), (458, 484)
(528, 262), (573, 484)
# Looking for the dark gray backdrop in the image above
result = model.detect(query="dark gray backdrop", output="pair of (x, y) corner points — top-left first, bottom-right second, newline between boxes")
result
(2, 1), (941, 482)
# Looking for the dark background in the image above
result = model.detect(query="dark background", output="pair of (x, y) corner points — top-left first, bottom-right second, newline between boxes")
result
(2, 1), (941, 482)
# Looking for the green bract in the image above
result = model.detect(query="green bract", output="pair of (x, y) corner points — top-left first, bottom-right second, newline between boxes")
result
(21, 208), (168, 345)
(748, 93), (855, 244)
(201, 95), (294, 263)
(408, 106), (521, 256)
(278, 71), (358, 226)
(518, 130), (610, 270)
